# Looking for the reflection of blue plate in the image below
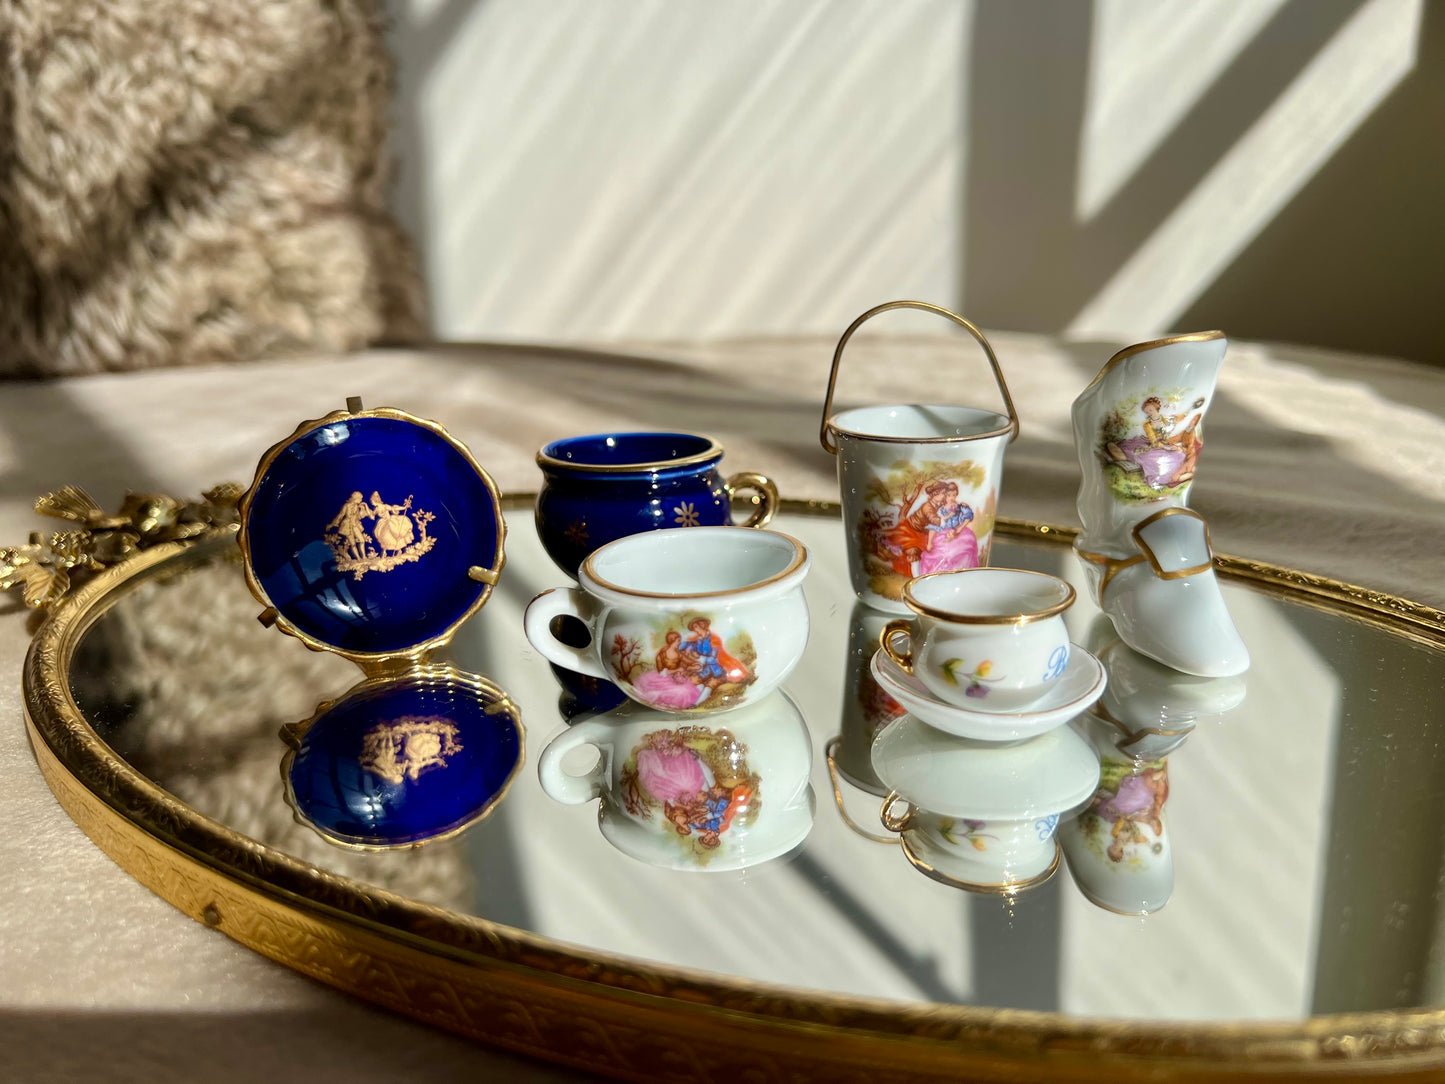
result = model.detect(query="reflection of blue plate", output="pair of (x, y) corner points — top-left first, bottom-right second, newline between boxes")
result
(553, 662), (629, 721)
(282, 667), (523, 849)
(241, 407), (505, 659)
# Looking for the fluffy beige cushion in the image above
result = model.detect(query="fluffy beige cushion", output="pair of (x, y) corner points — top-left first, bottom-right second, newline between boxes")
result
(0, 0), (425, 378)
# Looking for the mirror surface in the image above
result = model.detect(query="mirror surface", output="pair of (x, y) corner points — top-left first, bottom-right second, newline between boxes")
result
(67, 507), (1445, 1022)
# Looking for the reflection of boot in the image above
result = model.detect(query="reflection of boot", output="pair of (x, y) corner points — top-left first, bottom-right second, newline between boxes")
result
(1070, 333), (1247, 677)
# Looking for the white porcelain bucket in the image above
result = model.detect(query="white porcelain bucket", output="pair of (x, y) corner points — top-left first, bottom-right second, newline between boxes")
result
(820, 301), (1019, 613)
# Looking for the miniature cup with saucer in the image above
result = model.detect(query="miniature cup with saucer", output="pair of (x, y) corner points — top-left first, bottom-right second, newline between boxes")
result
(819, 300), (1019, 612)
(871, 716), (1099, 893)
(524, 527), (810, 715)
(537, 691), (814, 872)
(878, 568), (1076, 714)
(535, 431), (777, 577)
(870, 641), (1105, 742)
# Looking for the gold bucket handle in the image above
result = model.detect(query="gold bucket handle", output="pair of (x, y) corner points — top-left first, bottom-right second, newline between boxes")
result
(819, 300), (1020, 454)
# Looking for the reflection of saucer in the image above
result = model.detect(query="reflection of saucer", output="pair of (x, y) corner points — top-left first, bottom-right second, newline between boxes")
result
(282, 666), (523, 850)
(900, 832), (1060, 895)
(871, 716), (1100, 821)
(871, 647), (1106, 740)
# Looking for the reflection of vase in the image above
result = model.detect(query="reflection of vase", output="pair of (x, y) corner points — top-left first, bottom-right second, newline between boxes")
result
(1070, 334), (1248, 677)
(1059, 714), (1174, 914)
(1085, 626), (1246, 758)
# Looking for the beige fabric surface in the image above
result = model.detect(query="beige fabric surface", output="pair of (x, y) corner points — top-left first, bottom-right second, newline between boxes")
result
(1, 333), (1442, 1079)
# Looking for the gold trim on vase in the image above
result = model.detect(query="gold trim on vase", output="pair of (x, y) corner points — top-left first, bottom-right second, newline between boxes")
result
(1080, 330), (1227, 394)
(21, 497), (1445, 1080)
(1131, 506), (1216, 580)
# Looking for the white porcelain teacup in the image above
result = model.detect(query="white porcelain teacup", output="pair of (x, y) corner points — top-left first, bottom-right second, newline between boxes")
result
(879, 568), (1074, 713)
(537, 692), (815, 872)
(524, 527), (810, 715)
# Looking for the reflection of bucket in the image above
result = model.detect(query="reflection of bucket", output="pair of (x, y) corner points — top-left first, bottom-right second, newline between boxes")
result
(820, 301), (1018, 613)
(832, 603), (904, 795)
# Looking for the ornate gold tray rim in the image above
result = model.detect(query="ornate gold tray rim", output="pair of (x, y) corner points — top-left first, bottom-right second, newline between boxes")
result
(23, 497), (1445, 1082)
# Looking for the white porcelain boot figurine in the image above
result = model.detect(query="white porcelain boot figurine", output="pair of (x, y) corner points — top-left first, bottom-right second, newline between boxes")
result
(1070, 332), (1249, 677)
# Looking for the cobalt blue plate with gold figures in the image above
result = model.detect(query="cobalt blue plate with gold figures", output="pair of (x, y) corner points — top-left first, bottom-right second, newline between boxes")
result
(240, 401), (506, 662)
(281, 666), (523, 849)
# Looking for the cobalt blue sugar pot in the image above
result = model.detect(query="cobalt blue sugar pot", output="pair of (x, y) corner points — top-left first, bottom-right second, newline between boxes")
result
(535, 431), (777, 577)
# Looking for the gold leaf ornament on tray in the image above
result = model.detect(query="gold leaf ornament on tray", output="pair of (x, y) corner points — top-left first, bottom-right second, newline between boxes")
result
(1, 484), (242, 609)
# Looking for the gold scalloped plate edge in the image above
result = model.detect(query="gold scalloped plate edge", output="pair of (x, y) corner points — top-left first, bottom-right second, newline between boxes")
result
(21, 507), (1445, 1081)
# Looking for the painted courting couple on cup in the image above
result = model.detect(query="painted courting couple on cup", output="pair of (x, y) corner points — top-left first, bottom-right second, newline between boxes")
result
(611, 616), (759, 712)
(856, 461), (998, 604)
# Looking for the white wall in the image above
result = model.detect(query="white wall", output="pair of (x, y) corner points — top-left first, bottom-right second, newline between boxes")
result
(386, 0), (1445, 363)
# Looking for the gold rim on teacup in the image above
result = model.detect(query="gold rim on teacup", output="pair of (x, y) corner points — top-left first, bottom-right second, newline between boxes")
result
(579, 529), (809, 601)
(535, 433), (725, 473)
(902, 568), (1076, 625)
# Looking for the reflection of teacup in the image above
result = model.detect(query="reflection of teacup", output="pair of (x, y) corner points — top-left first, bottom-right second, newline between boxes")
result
(524, 528), (810, 715)
(881, 801), (1062, 892)
(871, 716), (1098, 893)
(879, 568), (1074, 713)
(535, 431), (777, 576)
(536, 692), (814, 872)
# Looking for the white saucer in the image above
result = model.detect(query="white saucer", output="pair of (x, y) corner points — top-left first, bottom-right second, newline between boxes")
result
(870, 646), (1106, 741)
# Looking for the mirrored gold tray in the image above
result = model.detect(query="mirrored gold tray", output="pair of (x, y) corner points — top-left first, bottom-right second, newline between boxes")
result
(23, 496), (1445, 1081)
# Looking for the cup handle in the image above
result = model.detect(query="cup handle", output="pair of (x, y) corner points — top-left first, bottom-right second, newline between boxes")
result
(879, 619), (915, 675)
(880, 790), (917, 833)
(538, 721), (608, 805)
(818, 299), (1020, 454)
(524, 588), (608, 680)
(724, 472), (778, 529)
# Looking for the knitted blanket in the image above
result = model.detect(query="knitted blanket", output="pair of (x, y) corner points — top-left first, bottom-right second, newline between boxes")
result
(0, 0), (424, 378)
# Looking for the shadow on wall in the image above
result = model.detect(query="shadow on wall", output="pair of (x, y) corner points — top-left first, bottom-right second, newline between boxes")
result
(963, 0), (1445, 366)
(1175, 2), (1445, 366)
